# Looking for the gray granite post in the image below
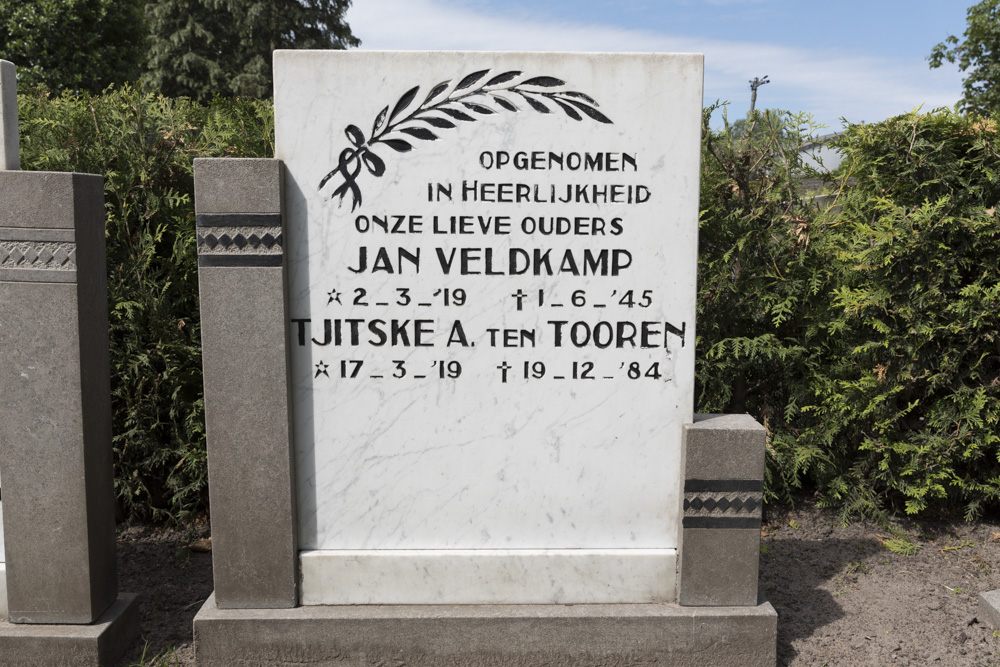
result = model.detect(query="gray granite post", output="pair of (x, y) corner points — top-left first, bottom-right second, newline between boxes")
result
(0, 61), (17, 170)
(0, 59), (138, 666)
(194, 158), (298, 608)
(679, 413), (767, 606)
(0, 60), (14, 617)
(980, 590), (1000, 629)
(0, 171), (117, 623)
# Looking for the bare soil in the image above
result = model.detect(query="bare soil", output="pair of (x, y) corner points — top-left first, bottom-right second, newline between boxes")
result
(761, 502), (1000, 666)
(113, 501), (1000, 666)
(115, 521), (212, 666)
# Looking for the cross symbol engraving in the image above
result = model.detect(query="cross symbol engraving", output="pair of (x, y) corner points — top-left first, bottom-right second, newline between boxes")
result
(315, 360), (330, 378)
(511, 290), (527, 311)
(496, 361), (512, 383)
(327, 289), (342, 305)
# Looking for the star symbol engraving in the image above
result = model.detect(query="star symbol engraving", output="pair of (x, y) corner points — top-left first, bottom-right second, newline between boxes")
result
(327, 289), (342, 305)
(315, 361), (330, 378)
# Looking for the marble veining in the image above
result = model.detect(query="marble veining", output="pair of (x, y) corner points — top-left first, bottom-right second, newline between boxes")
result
(274, 52), (703, 595)
(299, 548), (677, 605)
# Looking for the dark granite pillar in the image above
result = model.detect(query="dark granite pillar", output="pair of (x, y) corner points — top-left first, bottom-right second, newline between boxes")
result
(679, 413), (766, 607)
(194, 158), (298, 608)
(0, 171), (119, 624)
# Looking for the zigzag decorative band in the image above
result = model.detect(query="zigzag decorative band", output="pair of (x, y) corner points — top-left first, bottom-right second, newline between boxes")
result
(197, 227), (283, 256)
(682, 478), (763, 530)
(683, 492), (761, 516)
(0, 241), (77, 271)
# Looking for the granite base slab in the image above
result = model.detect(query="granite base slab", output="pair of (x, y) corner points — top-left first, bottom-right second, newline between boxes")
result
(980, 589), (1000, 628)
(0, 593), (139, 667)
(194, 592), (777, 666)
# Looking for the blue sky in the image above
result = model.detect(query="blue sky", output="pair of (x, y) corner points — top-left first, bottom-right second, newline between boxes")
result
(344, 0), (968, 132)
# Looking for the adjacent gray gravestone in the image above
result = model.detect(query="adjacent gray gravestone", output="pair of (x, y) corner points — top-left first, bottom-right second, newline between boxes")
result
(0, 60), (13, 619)
(0, 470), (5, 619)
(193, 50), (777, 666)
(0, 59), (139, 666)
(0, 60), (17, 171)
(981, 589), (1000, 629)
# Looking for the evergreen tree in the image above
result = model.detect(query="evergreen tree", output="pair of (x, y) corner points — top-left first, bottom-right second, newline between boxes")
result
(0, 0), (146, 93)
(929, 0), (1000, 115)
(143, 0), (233, 100)
(143, 0), (359, 101)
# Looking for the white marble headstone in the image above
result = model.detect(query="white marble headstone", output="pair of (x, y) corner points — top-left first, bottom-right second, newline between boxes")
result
(275, 51), (703, 604)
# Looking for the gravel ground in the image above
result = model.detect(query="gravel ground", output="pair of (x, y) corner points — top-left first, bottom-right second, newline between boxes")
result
(113, 501), (1000, 666)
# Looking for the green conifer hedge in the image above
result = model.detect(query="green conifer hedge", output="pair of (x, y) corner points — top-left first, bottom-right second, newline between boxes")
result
(17, 87), (273, 521)
(15, 89), (1000, 522)
(699, 107), (1000, 521)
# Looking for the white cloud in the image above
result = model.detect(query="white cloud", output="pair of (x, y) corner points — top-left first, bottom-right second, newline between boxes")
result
(345, 0), (962, 130)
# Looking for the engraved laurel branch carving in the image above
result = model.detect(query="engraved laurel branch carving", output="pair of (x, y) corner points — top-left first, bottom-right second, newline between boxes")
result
(318, 70), (613, 210)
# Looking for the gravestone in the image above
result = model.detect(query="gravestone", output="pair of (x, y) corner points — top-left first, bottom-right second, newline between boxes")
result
(0, 59), (12, 617)
(0, 471), (5, 618)
(193, 50), (777, 666)
(0, 59), (138, 666)
(980, 590), (1000, 629)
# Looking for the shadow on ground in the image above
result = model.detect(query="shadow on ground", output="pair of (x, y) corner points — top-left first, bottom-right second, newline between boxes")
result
(760, 535), (880, 663)
(115, 525), (213, 666)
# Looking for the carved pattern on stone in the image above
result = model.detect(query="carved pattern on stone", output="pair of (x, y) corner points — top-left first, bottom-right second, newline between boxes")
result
(0, 241), (77, 270)
(196, 226), (283, 255)
(319, 70), (613, 210)
(683, 492), (763, 518)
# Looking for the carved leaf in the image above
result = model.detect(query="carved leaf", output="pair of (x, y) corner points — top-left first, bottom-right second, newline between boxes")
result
(492, 95), (519, 112)
(439, 107), (476, 122)
(390, 86), (419, 122)
(561, 91), (599, 105)
(422, 116), (457, 128)
(372, 106), (389, 135)
(563, 98), (612, 124)
(400, 127), (438, 141)
(521, 76), (565, 87)
(519, 93), (551, 114)
(345, 124), (365, 147)
(361, 150), (386, 176)
(456, 69), (491, 90)
(553, 99), (582, 121)
(462, 102), (495, 115)
(424, 81), (450, 103)
(486, 71), (521, 86)
(382, 139), (413, 153)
